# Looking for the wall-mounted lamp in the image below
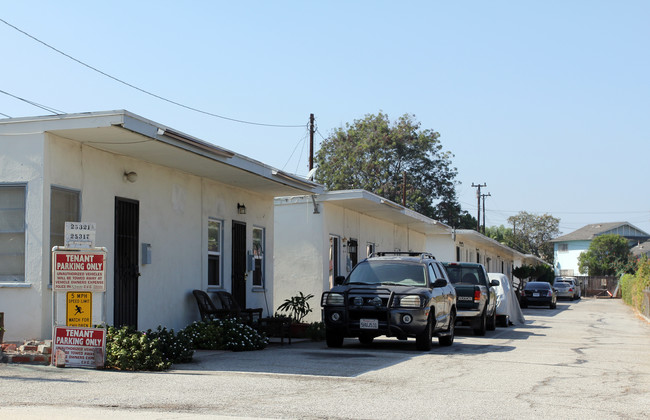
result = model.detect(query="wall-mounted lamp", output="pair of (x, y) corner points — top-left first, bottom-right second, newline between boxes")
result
(123, 171), (138, 183)
(237, 203), (246, 214)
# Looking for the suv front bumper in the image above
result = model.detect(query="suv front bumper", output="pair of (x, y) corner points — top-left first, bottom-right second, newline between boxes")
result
(322, 307), (430, 338)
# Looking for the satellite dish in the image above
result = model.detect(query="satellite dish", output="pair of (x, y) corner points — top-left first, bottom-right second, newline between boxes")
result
(307, 167), (318, 180)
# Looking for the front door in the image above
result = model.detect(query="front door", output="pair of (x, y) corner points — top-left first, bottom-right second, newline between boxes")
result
(231, 221), (247, 308)
(114, 197), (139, 329)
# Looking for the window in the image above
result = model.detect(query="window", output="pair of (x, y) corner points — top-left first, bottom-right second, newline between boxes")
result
(50, 187), (80, 250)
(208, 219), (222, 287)
(329, 235), (340, 287)
(0, 185), (26, 282)
(558, 243), (568, 252)
(366, 242), (375, 258)
(252, 227), (264, 288)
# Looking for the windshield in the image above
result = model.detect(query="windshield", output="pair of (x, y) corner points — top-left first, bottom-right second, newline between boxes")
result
(444, 265), (486, 285)
(347, 261), (426, 286)
(525, 282), (550, 290)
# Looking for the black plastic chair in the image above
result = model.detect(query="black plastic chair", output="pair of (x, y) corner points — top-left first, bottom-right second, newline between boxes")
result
(214, 291), (263, 326)
(192, 289), (235, 320)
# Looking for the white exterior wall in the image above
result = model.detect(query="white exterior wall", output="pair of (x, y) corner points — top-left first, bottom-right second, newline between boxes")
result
(426, 234), (455, 262)
(274, 198), (429, 323)
(273, 198), (325, 319)
(0, 132), (46, 341)
(554, 240), (589, 276)
(1, 133), (276, 341)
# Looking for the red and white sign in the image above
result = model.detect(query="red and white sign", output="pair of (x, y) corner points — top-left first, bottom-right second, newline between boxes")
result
(52, 249), (106, 292)
(53, 326), (106, 368)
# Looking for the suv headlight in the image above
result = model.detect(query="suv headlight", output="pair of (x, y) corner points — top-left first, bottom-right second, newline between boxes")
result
(322, 292), (344, 306)
(395, 295), (422, 308)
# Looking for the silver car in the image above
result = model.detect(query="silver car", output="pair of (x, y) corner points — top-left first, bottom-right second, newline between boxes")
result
(554, 277), (581, 300)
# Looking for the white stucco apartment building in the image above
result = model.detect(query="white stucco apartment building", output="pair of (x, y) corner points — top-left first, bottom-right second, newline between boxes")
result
(273, 190), (543, 322)
(0, 110), (321, 342)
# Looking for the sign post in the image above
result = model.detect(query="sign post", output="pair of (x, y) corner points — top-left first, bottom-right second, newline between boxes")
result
(52, 235), (107, 368)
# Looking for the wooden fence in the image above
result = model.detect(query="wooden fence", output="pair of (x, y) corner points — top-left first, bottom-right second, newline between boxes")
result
(574, 276), (620, 298)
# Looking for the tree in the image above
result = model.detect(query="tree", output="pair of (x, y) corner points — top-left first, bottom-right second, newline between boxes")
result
(315, 112), (463, 225)
(578, 234), (632, 276)
(506, 212), (560, 262)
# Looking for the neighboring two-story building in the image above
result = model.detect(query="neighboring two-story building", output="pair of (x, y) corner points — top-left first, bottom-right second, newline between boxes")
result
(551, 222), (650, 276)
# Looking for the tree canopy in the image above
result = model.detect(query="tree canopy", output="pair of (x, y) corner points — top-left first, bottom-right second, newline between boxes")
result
(314, 112), (466, 226)
(578, 234), (632, 276)
(507, 212), (560, 262)
(483, 212), (560, 262)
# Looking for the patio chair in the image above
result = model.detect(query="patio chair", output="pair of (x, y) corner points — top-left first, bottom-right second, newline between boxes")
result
(192, 289), (236, 321)
(214, 291), (263, 326)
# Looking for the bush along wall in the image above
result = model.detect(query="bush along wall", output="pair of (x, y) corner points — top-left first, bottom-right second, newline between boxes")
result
(105, 318), (268, 371)
(621, 257), (650, 316)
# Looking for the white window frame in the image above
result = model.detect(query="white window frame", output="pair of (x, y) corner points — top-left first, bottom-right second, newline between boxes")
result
(207, 218), (223, 288)
(252, 226), (265, 288)
(0, 184), (26, 282)
(50, 186), (81, 249)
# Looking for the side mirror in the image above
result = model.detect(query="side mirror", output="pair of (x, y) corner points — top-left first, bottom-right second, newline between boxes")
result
(432, 279), (448, 288)
(334, 275), (346, 286)
(490, 279), (500, 287)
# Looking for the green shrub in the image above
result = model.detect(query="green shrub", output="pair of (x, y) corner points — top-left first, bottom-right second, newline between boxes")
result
(621, 257), (650, 314)
(305, 321), (325, 341)
(145, 326), (194, 364)
(183, 317), (268, 351)
(105, 326), (171, 371)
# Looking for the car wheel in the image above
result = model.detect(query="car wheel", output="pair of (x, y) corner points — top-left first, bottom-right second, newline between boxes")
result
(473, 310), (487, 336)
(499, 315), (509, 328)
(358, 333), (374, 345)
(325, 329), (344, 348)
(415, 316), (433, 351)
(439, 311), (455, 347)
(487, 309), (496, 331)
(550, 300), (557, 309)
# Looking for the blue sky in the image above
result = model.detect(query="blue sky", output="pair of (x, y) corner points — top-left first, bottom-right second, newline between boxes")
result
(2, 1), (649, 235)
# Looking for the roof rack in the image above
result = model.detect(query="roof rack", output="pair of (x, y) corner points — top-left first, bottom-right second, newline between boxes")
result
(371, 251), (436, 260)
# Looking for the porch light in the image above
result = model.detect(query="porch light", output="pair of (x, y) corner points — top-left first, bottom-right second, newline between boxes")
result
(237, 203), (246, 214)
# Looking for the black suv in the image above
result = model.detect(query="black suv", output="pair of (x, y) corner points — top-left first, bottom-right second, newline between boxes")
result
(321, 252), (457, 351)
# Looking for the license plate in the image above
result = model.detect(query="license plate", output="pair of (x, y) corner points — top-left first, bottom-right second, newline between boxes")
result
(533, 293), (540, 297)
(360, 319), (378, 329)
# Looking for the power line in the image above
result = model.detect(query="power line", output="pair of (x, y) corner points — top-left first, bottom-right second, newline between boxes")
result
(0, 18), (305, 128)
(0, 88), (65, 115)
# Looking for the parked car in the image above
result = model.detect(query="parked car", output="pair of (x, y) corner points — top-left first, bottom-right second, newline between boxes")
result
(321, 252), (457, 351)
(520, 281), (557, 309)
(487, 273), (525, 327)
(441, 262), (498, 335)
(554, 277), (581, 300)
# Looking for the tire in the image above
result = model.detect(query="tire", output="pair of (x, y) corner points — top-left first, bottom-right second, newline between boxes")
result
(439, 311), (455, 347)
(358, 333), (374, 345)
(498, 315), (509, 328)
(325, 329), (344, 348)
(415, 317), (433, 351)
(473, 310), (487, 336)
(487, 308), (496, 331)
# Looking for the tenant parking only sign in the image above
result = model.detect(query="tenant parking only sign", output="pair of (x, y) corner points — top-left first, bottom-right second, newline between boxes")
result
(52, 248), (107, 292)
(53, 326), (106, 368)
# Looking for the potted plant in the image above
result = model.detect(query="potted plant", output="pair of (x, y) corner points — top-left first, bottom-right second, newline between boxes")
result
(276, 292), (314, 338)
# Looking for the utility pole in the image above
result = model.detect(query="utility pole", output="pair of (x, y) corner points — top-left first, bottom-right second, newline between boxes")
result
(471, 183), (487, 232)
(481, 192), (491, 234)
(309, 113), (315, 171)
(402, 171), (406, 206)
